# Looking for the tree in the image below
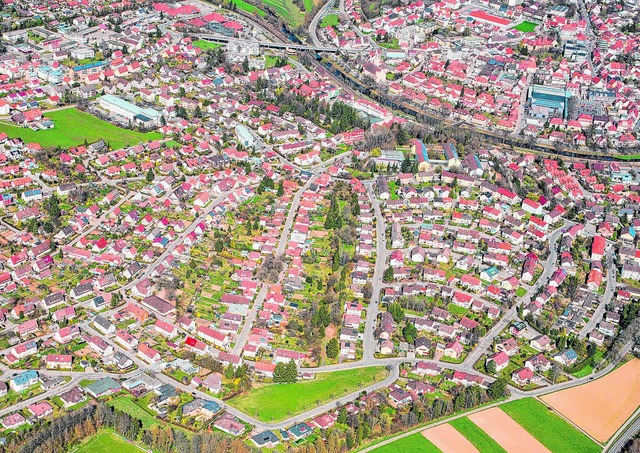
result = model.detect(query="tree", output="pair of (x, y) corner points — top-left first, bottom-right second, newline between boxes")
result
(402, 322), (417, 343)
(225, 363), (235, 379)
(485, 359), (497, 375)
(146, 168), (155, 182)
(276, 180), (284, 197)
(362, 282), (373, 300)
(487, 377), (509, 400)
(383, 265), (394, 283)
(387, 302), (405, 322)
(326, 337), (339, 359)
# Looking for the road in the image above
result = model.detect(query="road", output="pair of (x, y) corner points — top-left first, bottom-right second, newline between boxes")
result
(362, 181), (388, 360)
(579, 247), (615, 339)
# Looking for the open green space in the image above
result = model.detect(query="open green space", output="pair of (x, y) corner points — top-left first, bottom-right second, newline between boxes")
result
(449, 417), (507, 453)
(303, 0), (315, 12)
(500, 398), (600, 453)
(259, 0), (305, 27)
(72, 429), (146, 453)
(513, 21), (538, 32)
(228, 367), (388, 422)
(0, 108), (161, 150)
(193, 40), (223, 50)
(320, 13), (339, 27)
(373, 432), (441, 453)
(108, 395), (161, 429)
(230, 0), (267, 16)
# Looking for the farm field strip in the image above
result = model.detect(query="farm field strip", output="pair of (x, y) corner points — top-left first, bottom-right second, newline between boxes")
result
(468, 407), (550, 453)
(421, 423), (480, 453)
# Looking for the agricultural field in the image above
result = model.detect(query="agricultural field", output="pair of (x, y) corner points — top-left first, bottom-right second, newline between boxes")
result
(468, 407), (549, 453)
(228, 366), (388, 422)
(542, 358), (640, 442)
(373, 432), (441, 453)
(501, 399), (599, 453)
(422, 423), (480, 453)
(0, 108), (161, 149)
(71, 430), (146, 453)
(513, 20), (538, 32)
(449, 417), (507, 453)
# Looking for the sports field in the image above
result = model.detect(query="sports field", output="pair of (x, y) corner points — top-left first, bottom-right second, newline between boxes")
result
(501, 399), (599, 453)
(73, 430), (146, 453)
(373, 432), (441, 453)
(0, 108), (161, 150)
(193, 40), (223, 50)
(228, 366), (388, 422)
(513, 21), (538, 32)
(542, 359), (640, 442)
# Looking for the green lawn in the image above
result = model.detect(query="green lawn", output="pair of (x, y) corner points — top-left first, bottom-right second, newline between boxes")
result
(228, 367), (388, 422)
(259, 0), (305, 27)
(320, 13), (339, 27)
(373, 432), (441, 453)
(513, 21), (538, 32)
(0, 108), (161, 150)
(449, 418), (507, 453)
(193, 40), (223, 50)
(500, 399), (600, 453)
(108, 395), (160, 429)
(230, 0), (267, 16)
(72, 430), (146, 453)
(303, 0), (315, 12)
(515, 287), (528, 298)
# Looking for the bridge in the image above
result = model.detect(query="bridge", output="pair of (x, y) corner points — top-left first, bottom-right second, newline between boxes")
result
(197, 34), (340, 53)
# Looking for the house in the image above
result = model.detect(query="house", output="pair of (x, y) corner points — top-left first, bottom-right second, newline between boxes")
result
(512, 366), (534, 386)
(487, 351), (510, 372)
(10, 370), (39, 391)
(251, 430), (280, 448)
(46, 354), (72, 370)
(85, 377), (122, 398)
(27, 401), (54, 419)
(530, 335), (553, 352)
(553, 348), (578, 366)
(181, 398), (221, 420)
(59, 387), (86, 408)
(444, 340), (463, 359)
(288, 422), (313, 440)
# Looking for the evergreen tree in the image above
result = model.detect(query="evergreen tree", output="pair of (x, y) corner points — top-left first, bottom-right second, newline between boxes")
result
(326, 338), (339, 359)
(277, 180), (284, 197)
(383, 265), (394, 283)
(146, 168), (155, 182)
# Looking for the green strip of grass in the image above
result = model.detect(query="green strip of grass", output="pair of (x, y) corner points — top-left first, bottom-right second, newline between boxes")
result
(320, 13), (339, 27)
(228, 367), (388, 422)
(500, 398), (600, 453)
(73, 429), (146, 453)
(0, 108), (161, 149)
(449, 418), (507, 453)
(373, 432), (441, 453)
(193, 40), (223, 50)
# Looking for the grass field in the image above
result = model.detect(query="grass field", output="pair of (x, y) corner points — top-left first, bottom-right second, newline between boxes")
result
(513, 20), (538, 32)
(230, 0), (267, 16)
(303, 0), (315, 12)
(500, 398), (600, 453)
(449, 417), (507, 453)
(72, 430), (146, 453)
(228, 367), (388, 422)
(0, 108), (161, 150)
(193, 40), (223, 50)
(320, 14), (339, 27)
(259, 0), (305, 27)
(109, 395), (160, 429)
(373, 432), (441, 453)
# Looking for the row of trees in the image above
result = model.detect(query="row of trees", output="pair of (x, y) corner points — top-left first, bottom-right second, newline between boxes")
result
(6, 402), (249, 453)
(273, 359), (298, 383)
